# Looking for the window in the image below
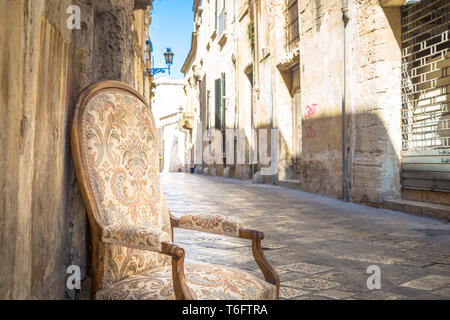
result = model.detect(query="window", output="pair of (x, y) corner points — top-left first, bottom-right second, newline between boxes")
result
(215, 74), (227, 152)
(401, 0), (450, 191)
(214, 77), (223, 129)
(286, 0), (299, 48)
(218, 3), (227, 37)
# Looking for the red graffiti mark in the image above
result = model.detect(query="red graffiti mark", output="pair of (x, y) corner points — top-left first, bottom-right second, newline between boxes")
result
(304, 103), (317, 119)
(304, 103), (317, 138)
(306, 122), (316, 139)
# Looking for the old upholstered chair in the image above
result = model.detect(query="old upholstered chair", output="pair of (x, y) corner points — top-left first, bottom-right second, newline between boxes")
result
(70, 81), (279, 300)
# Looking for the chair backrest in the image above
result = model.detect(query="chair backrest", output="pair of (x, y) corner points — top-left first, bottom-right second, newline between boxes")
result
(71, 81), (173, 289)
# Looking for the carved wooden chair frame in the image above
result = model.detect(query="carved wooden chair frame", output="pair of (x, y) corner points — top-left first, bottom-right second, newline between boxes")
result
(70, 80), (279, 299)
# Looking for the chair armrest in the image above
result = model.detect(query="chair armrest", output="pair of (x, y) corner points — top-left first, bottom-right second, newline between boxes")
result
(239, 228), (280, 299)
(101, 224), (193, 300)
(170, 212), (279, 298)
(172, 213), (244, 238)
(102, 224), (171, 253)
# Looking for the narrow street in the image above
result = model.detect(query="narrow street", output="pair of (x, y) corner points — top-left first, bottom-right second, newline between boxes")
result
(2, 0), (449, 303)
(162, 172), (450, 300)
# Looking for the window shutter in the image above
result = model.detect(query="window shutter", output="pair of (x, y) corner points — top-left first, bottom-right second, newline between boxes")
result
(215, 78), (222, 129)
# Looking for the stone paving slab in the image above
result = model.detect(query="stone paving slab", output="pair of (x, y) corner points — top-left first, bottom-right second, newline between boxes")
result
(162, 172), (450, 300)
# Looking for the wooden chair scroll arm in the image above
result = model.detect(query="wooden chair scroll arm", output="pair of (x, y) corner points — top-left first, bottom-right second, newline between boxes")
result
(161, 242), (193, 300)
(170, 212), (279, 299)
(239, 228), (280, 299)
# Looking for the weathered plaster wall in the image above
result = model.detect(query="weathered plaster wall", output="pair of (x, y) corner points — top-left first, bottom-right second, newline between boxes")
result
(293, 0), (402, 204)
(0, 0), (151, 299)
(297, 0), (344, 198)
(270, 0), (299, 181)
(236, 1), (254, 179)
(349, 1), (402, 204)
(0, 0), (77, 300)
(93, 0), (134, 84)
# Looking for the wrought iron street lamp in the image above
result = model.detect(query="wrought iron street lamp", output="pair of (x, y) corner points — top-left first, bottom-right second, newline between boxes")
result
(145, 40), (174, 77)
(164, 48), (174, 65)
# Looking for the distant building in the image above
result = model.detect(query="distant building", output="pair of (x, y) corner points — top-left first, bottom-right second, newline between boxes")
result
(152, 77), (189, 172)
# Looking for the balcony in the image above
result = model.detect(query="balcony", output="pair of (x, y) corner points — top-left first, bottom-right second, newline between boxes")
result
(178, 113), (194, 131)
(134, 0), (153, 10)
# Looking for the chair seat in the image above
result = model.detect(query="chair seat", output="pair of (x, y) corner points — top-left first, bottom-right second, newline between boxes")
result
(96, 263), (277, 300)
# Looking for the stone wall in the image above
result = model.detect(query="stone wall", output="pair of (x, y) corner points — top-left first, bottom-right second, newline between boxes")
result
(0, 0), (151, 299)
(252, 0), (402, 205)
(257, 0), (403, 204)
(348, 1), (402, 204)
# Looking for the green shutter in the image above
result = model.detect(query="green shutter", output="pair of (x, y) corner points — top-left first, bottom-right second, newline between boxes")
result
(221, 73), (226, 130)
(215, 78), (222, 129)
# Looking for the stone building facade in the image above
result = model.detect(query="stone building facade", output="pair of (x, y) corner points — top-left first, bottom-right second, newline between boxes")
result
(0, 0), (153, 299)
(183, 0), (449, 217)
(182, 0), (240, 177)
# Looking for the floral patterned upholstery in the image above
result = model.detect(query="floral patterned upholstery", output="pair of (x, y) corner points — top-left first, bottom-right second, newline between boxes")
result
(102, 224), (171, 252)
(178, 213), (244, 238)
(96, 263), (277, 300)
(81, 88), (172, 287)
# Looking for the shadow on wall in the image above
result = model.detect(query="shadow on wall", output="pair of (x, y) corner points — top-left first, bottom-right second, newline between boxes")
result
(197, 108), (400, 208)
(250, 110), (401, 207)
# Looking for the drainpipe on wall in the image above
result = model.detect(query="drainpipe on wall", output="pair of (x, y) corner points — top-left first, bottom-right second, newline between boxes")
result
(251, 45), (256, 175)
(270, 70), (274, 184)
(233, 0), (238, 130)
(342, 0), (349, 202)
(234, 0), (239, 167)
(250, 0), (258, 175)
(254, 0), (261, 176)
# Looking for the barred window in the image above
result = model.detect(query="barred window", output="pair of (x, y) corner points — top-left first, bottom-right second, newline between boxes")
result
(401, 0), (450, 151)
(286, 0), (299, 48)
(401, 0), (450, 192)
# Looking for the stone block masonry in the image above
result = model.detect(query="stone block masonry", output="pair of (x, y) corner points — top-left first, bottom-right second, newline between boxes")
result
(0, 0), (153, 299)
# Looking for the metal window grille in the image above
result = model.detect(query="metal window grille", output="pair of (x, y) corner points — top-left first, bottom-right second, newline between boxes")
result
(402, 0), (450, 151)
(401, 0), (450, 192)
(286, 0), (299, 48)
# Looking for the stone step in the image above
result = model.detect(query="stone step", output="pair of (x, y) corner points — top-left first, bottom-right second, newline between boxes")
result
(276, 179), (301, 189)
(384, 198), (450, 222)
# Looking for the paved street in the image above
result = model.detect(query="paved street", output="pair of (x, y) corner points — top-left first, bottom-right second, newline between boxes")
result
(162, 172), (450, 300)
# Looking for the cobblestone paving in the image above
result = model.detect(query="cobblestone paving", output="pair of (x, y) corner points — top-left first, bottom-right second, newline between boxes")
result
(162, 172), (450, 300)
